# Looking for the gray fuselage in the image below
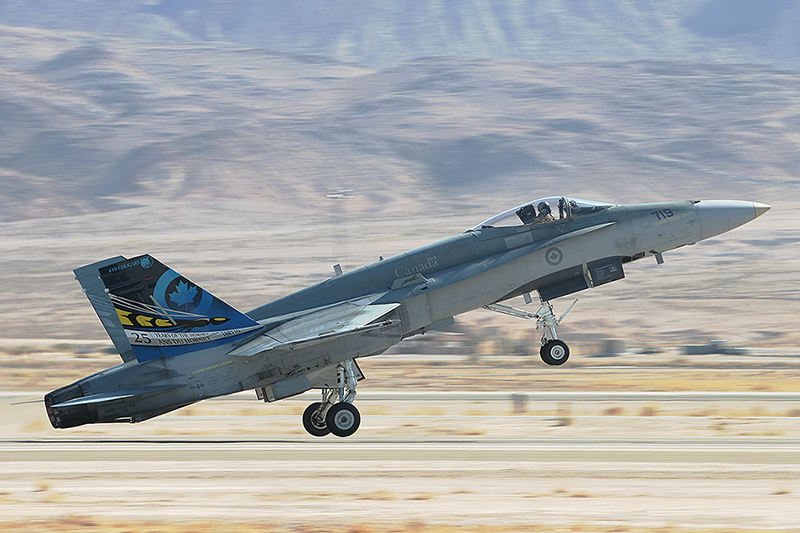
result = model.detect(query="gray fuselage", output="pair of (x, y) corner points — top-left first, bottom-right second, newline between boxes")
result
(45, 198), (766, 427)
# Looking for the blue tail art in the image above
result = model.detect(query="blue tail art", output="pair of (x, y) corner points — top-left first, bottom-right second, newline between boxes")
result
(95, 255), (263, 362)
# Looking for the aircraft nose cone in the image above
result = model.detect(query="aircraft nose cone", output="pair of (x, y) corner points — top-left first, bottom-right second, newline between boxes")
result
(694, 200), (769, 241)
(753, 202), (771, 218)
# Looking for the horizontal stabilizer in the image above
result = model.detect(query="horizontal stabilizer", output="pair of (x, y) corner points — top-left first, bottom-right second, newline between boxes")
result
(230, 302), (400, 357)
(48, 384), (185, 409)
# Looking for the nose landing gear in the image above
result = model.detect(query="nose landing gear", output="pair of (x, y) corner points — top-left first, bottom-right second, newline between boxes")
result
(484, 296), (577, 366)
(535, 299), (576, 366)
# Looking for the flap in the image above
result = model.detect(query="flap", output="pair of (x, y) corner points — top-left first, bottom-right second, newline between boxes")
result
(230, 302), (400, 357)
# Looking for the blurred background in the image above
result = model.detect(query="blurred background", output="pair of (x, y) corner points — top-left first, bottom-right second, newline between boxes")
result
(0, 0), (798, 352)
(1, 2), (800, 532)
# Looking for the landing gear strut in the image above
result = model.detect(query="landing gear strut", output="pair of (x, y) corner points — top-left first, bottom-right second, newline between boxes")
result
(301, 360), (361, 437)
(534, 299), (576, 366)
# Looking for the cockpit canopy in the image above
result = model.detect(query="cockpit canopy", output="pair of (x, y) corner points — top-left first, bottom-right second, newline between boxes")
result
(471, 197), (612, 231)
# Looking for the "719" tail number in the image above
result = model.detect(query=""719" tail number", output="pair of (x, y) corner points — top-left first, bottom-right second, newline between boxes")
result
(652, 209), (674, 221)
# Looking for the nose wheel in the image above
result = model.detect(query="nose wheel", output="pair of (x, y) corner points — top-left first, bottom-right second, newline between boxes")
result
(540, 339), (570, 365)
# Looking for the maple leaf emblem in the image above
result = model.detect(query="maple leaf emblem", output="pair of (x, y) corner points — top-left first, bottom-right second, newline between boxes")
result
(168, 280), (199, 308)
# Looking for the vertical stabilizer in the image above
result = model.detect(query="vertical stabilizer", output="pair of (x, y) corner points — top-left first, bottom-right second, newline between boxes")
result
(78, 255), (263, 363)
(75, 257), (137, 363)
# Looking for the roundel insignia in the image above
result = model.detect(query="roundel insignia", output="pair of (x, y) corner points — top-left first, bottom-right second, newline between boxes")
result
(545, 247), (563, 266)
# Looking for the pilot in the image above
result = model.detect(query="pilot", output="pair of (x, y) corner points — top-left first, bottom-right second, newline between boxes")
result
(532, 201), (554, 224)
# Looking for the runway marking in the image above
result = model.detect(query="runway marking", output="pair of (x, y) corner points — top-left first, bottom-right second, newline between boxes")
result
(2, 438), (798, 465)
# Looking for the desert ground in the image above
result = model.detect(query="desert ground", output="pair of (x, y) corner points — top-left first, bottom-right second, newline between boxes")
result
(2, 339), (800, 532)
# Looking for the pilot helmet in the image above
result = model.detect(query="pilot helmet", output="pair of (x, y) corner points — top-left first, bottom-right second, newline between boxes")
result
(538, 201), (551, 214)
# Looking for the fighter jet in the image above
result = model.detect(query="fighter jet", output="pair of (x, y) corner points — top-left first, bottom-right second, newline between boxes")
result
(45, 197), (769, 437)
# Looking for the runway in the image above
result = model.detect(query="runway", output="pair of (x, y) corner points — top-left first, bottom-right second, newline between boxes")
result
(2, 435), (800, 464)
(3, 392), (800, 530)
(3, 435), (800, 530)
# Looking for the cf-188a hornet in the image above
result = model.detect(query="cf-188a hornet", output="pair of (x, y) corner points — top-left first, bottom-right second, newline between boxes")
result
(46, 197), (769, 436)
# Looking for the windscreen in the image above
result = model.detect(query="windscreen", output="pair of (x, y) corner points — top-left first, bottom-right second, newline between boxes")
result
(471, 197), (611, 230)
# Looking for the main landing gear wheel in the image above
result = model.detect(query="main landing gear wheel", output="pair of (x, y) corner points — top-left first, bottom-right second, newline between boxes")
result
(301, 360), (362, 438)
(302, 402), (331, 437)
(540, 339), (570, 366)
(326, 402), (361, 438)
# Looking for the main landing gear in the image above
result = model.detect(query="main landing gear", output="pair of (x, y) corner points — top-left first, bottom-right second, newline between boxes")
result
(484, 296), (577, 366)
(302, 360), (361, 437)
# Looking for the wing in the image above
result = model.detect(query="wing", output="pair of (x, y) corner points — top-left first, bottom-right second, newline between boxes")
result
(229, 301), (400, 356)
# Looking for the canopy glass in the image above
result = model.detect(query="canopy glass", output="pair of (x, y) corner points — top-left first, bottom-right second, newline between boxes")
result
(471, 197), (611, 230)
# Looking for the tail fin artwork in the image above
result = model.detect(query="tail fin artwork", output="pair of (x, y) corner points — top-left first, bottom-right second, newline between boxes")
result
(77, 255), (263, 362)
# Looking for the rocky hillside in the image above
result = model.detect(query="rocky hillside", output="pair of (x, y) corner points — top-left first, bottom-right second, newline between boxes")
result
(2, 1), (800, 69)
(1, 23), (799, 222)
